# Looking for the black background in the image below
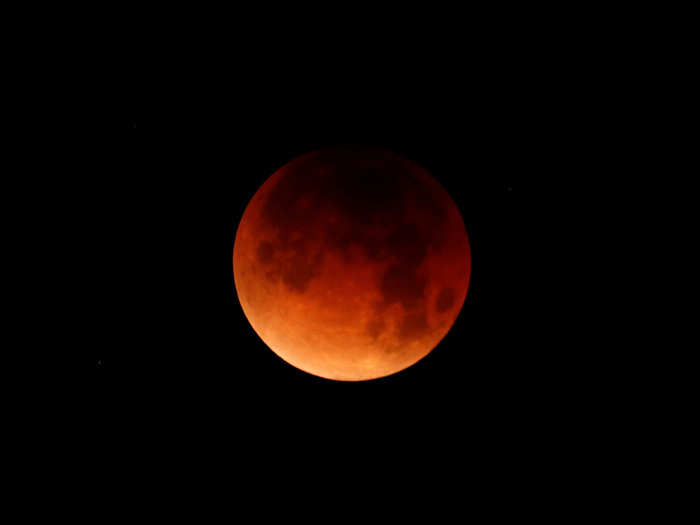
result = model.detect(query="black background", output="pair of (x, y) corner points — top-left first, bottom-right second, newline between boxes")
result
(87, 43), (601, 486)
(33, 11), (667, 516)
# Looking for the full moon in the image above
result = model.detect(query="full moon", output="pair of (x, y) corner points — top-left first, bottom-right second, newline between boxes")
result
(233, 147), (471, 381)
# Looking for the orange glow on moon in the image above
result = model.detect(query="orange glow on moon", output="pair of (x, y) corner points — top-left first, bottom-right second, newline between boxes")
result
(233, 147), (471, 381)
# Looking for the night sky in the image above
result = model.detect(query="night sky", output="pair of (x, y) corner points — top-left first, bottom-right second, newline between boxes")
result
(49, 11), (659, 514)
(87, 57), (589, 476)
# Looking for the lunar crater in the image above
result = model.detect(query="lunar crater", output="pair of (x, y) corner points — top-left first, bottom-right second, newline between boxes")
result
(257, 241), (275, 264)
(380, 264), (428, 309)
(435, 287), (456, 313)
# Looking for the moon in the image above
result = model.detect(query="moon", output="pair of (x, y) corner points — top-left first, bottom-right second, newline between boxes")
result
(233, 147), (471, 381)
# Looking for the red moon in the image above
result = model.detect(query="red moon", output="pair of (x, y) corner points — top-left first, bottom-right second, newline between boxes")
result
(233, 147), (471, 381)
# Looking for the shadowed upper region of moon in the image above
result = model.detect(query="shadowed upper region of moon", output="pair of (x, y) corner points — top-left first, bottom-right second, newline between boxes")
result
(233, 146), (471, 381)
(257, 148), (447, 309)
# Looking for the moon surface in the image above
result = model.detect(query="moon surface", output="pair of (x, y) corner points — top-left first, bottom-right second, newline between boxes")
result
(233, 147), (471, 381)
